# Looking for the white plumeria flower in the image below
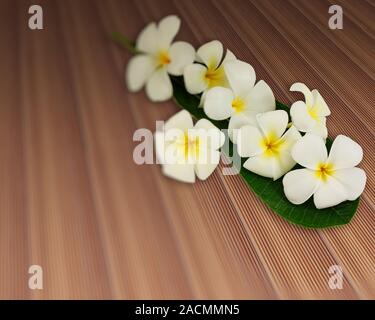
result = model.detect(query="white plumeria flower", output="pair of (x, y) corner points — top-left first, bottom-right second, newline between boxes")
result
(155, 110), (225, 183)
(126, 15), (195, 102)
(203, 60), (276, 141)
(283, 134), (366, 209)
(290, 82), (331, 139)
(237, 110), (301, 180)
(183, 40), (236, 102)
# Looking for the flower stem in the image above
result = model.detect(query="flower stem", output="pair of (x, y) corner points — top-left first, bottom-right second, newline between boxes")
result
(110, 32), (139, 55)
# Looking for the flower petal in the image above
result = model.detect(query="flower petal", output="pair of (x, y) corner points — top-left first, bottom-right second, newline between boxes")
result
(334, 168), (366, 200)
(126, 54), (156, 92)
(313, 177), (348, 209)
(165, 109), (193, 132)
(199, 91), (207, 107)
(154, 131), (166, 164)
(273, 150), (297, 180)
(243, 154), (275, 179)
(256, 110), (288, 139)
(158, 15), (181, 49)
(162, 163), (195, 183)
(156, 130), (186, 165)
(195, 149), (221, 181)
(278, 126), (302, 150)
(183, 64), (208, 94)
(167, 41), (195, 76)
(222, 49), (236, 64)
(291, 133), (328, 169)
(136, 22), (158, 54)
(283, 169), (319, 204)
(194, 119), (225, 150)
(204, 87), (234, 120)
(146, 69), (173, 102)
(273, 127), (302, 180)
(245, 80), (276, 113)
(290, 82), (313, 107)
(236, 125), (264, 157)
(196, 40), (223, 69)
(224, 60), (256, 97)
(229, 113), (257, 143)
(311, 89), (331, 116)
(290, 101), (316, 131)
(309, 122), (328, 139)
(327, 135), (363, 169)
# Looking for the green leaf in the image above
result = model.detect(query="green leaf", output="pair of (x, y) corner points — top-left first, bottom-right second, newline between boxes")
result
(113, 33), (359, 228)
(171, 77), (359, 228)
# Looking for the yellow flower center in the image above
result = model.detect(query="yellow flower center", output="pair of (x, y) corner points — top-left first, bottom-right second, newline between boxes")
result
(231, 97), (245, 113)
(308, 105), (319, 121)
(260, 132), (285, 158)
(177, 133), (200, 160)
(315, 162), (335, 182)
(157, 50), (171, 67)
(204, 65), (226, 88)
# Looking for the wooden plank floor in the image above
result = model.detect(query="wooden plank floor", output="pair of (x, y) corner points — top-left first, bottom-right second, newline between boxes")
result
(0, 0), (374, 299)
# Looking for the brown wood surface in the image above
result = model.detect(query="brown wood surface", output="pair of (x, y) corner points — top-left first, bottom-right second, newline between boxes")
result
(0, 0), (374, 299)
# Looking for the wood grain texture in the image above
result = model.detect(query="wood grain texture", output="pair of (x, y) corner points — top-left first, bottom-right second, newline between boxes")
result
(0, 0), (373, 299)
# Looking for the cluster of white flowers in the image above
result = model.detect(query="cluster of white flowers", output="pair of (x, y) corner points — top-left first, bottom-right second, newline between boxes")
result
(127, 15), (366, 209)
